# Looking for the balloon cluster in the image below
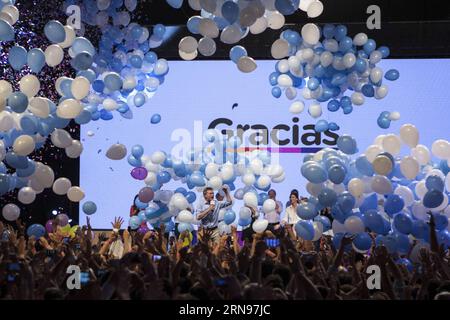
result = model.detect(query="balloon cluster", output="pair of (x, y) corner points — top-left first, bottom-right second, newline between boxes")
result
(172, 0), (323, 72)
(0, 1), (19, 42)
(60, 0), (168, 124)
(115, 129), (286, 231)
(268, 23), (400, 130)
(295, 124), (450, 256)
(1, 0), (166, 221)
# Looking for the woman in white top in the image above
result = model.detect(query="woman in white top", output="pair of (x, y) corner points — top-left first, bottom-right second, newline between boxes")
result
(281, 191), (301, 227)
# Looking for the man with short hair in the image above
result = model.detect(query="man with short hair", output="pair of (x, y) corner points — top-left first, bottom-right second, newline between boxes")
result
(196, 186), (232, 242)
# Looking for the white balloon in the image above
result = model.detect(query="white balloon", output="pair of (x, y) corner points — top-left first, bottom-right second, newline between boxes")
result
(412, 201), (427, 220)
(45, 44), (64, 67)
(250, 17), (268, 34)
(198, 18), (219, 38)
(67, 186), (85, 202)
(348, 178), (364, 197)
(271, 38), (289, 59)
(263, 199), (276, 213)
(28, 97), (50, 118)
(151, 151), (166, 164)
(431, 139), (450, 159)
(65, 140), (83, 158)
(257, 175), (271, 189)
(267, 11), (285, 30)
(59, 25), (76, 48)
(52, 177), (72, 195)
(400, 156), (420, 180)
(299, 0), (314, 11)
(344, 216), (365, 234)
(365, 145), (383, 163)
(237, 56), (257, 73)
(205, 163), (219, 179)
(374, 85), (389, 99)
(57, 99), (82, 119)
(51, 129), (73, 148)
(307, 1), (323, 18)
(13, 134), (35, 156)
(332, 219), (346, 234)
(177, 209), (194, 223)
(71, 76), (90, 100)
(209, 176), (223, 190)
(244, 192), (258, 208)
(353, 33), (368, 46)
(2, 5), (19, 24)
(33, 162), (55, 188)
(106, 143), (127, 160)
(289, 100), (305, 114)
(388, 111), (401, 121)
(179, 36), (198, 54)
(312, 221), (324, 241)
(242, 173), (255, 186)
(382, 134), (401, 155)
(351, 92), (365, 106)
(271, 172), (285, 183)
(252, 219), (269, 233)
(399, 124), (419, 148)
(308, 102), (322, 118)
(19, 74), (40, 98)
(411, 145), (430, 165)
(415, 180), (427, 200)
(301, 23), (320, 45)
(306, 182), (323, 197)
(277, 74), (293, 87)
(371, 175), (393, 194)
(2, 203), (20, 221)
(18, 187), (36, 204)
(394, 186), (414, 207)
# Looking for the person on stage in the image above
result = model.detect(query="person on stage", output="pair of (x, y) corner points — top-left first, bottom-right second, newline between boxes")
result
(265, 189), (283, 232)
(196, 186), (232, 243)
(281, 189), (301, 228)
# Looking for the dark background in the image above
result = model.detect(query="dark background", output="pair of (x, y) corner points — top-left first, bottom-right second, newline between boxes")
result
(1, 0), (449, 228)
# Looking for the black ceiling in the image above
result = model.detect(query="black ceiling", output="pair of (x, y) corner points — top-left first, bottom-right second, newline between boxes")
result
(135, 0), (450, 59)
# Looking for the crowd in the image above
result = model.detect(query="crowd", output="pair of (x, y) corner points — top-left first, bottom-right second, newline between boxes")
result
(1, 185), (450, 301)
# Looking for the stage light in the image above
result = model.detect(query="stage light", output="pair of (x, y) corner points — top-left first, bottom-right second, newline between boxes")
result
(52, 210), (57, 215)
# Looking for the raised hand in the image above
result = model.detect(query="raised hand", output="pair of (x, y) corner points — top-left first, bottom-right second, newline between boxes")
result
(111, 217), (125, 230)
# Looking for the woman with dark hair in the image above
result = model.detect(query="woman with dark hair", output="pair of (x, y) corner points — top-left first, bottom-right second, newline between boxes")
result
(281, 190), (301, 227)
(130, 195), (140, 217)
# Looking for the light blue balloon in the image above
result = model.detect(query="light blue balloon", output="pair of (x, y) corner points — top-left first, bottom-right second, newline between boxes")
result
(151, 113), (161, 124)
(82, 201), (97, 215)
(423, 190), (444, 208)
(27, 48), (46, 73)
(0, 19), (14, 42)
(222, 1), (239, 24)
(104, 73), (123, 91)
(229, 45), (247, 63)
(16, 159), (36, 178)
(301, 162), (327, 183)
(318, 188), (337, 207)
(134, 92), (146, 107)
(224, 210), (236, 225)
(134, 198), (148, 210)
(44, 20), (66, 43)
(7, 92), (28, 113)
(296, 202), (318, 220)
(328, 164), (346, 184)
(27, 224), (46, 238)
(8, 46), (27, 70)
(72, 37), (96, 56)
(384, 69), (399, 81)
(129, 216), (141, 229)
(72, 51), (94, 71)
(127, 154), (142, 167)
(131, 144), (144, 158)
(166, 0), (183, 9)
(314, 120), (329, 133)
(153, 24), (166, 39)
(20, 115), (39, 134)
(295, 220), (315, 240)
(353, 233), (372, 251)
(337, 135), (357, 155)
(187, 16), (201, 34)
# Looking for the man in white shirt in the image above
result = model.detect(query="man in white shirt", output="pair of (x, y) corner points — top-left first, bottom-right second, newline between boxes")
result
(265, 189), (283, 232)
(196, 186), (232, 243)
